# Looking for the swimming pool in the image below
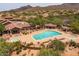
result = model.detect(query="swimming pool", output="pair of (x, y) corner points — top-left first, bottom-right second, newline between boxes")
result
(33, 30), (61, 40)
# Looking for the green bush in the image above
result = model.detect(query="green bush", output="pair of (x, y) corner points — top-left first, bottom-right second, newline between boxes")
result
(69, 40), (77, 48)
(0, 38), (5, 42)
(0, 39), (24, 56)
(49, 40), (65, 51)
(22, 32), (28, 35)
(0, 23), (5, 35)
(39, 48), (60, 56)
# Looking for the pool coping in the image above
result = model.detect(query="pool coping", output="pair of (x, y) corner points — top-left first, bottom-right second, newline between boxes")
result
(31, 29), (64, 42)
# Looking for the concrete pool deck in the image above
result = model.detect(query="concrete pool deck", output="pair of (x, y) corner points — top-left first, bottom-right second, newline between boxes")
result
(10, 29), (79, 56)
(14, 29), (77, 44)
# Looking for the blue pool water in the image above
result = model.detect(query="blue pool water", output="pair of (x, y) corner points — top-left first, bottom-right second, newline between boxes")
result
(33, 30), (61, 40)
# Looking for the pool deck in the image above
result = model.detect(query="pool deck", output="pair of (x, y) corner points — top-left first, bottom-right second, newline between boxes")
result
(10, 29), (79, 56)
(17, 29), (77, 43)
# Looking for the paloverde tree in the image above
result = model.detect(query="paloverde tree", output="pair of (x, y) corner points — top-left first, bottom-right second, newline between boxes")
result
(70, 19), (79, 33)
(27, 17), (46, 26)
(0, 38), (23, 56)
(0, 23), (5, 35)
(47, 16), (63, 27)
(49, 40), (65, 51)
(0, 38), (13, 56)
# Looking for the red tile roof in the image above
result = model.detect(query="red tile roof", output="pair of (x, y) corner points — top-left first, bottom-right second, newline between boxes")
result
(5, 21), (31, 30)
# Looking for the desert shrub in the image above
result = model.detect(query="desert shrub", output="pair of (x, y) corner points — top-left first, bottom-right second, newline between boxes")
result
(49, 40), (65, 51)
(39, 48), (60, 56)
